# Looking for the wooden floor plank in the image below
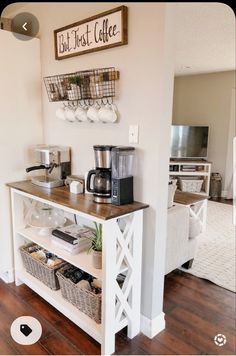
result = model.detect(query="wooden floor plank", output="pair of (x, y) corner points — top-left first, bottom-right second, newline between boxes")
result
(26, 294), (65, 324)
(170, 306), (236, 354)
(164, 279), (235, 332)
(39, 332), (82, 355)
(166, 313), (230, 355)
(0, 290), (54, 340)
(151, 329), (201, 355)
(0, 271), (235, 355)
(166, 270), (235, 308)
(0, 335), (18, 355)
(9, 340), (50, 355)
(134, 331), (186, 355)
(55, 319), (101, 355)
(114, 334), (148, 355)
(8, 281), (36, 301)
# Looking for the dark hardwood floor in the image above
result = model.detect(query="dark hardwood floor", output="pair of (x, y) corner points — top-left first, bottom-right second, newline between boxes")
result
(0, 270), (235, 355)
(209, 197), (233, 205)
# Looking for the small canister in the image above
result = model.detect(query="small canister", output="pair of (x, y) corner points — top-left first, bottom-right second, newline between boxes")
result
(210, 173), (222, 198)
(65, 175), (85, 193)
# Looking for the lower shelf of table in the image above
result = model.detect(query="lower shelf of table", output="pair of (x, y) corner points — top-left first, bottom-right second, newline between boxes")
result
(16, 268), (102, 344)
(17, 227), (129, 280)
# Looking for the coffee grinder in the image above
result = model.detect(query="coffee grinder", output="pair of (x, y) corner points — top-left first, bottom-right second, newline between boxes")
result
(86, 145), (114, 203)
(111, 146), (135, 205)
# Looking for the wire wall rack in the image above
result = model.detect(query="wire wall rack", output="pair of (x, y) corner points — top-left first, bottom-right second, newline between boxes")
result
(44, 67), (119, 106)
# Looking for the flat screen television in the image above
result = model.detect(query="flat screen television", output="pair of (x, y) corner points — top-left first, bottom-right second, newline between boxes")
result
(171, 125), (209, 159)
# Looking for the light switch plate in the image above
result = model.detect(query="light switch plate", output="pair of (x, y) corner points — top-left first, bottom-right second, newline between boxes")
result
(129, 125), (139, 144)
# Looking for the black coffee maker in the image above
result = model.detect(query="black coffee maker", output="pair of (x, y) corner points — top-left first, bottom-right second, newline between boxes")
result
(86, 145), (114, 203)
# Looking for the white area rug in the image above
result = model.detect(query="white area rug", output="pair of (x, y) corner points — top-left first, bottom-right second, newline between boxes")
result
(184, 201), (236, 293)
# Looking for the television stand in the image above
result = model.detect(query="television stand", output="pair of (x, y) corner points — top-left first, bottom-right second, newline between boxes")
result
(169, 160), (211, 196)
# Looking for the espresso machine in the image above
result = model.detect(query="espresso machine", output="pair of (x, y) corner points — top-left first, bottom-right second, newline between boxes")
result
(111, 146), (135, 205)
(86, 145), (114, 203)
(26, 145), (71, 188)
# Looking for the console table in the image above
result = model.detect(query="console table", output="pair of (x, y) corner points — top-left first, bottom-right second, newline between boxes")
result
(174, 190), (208, 232)
(8, 180), (148, 355)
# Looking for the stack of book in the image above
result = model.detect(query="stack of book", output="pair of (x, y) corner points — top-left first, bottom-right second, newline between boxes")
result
(51, 224), (93, 255)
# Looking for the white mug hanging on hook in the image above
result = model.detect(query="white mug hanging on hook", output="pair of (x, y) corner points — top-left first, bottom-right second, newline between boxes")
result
(98, 102), (118, 123)
(56, 105), (66, 120)
(75, 104), (88, 122)
(87, 102), (100, 122)
(64, 105), (76, 122)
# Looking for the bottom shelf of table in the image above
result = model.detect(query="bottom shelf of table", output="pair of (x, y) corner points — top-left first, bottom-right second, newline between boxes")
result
(16, 268), (102, 343)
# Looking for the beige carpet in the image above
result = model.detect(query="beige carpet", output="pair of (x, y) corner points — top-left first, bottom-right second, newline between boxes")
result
(183, 201), (236, 293)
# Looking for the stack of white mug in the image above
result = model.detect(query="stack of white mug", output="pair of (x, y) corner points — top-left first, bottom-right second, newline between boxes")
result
(56, 102), (118, 123)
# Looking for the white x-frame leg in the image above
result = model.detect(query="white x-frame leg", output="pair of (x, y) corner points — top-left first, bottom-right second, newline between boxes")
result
(175, 199), (208, 233)
(101, 209), (143, 355)
(189, 199), (208, 233)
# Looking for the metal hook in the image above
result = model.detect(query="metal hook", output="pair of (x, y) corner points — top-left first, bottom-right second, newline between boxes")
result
(95, 99), (101, 108)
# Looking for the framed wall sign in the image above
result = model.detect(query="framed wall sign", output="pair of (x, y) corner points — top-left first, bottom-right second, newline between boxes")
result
(54, 6), (128, 60)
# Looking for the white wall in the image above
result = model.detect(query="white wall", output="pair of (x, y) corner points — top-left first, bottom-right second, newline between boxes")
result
(3, 2), (174, 324)
(172, 71), (235, 191)
(0, 30), (43, 281)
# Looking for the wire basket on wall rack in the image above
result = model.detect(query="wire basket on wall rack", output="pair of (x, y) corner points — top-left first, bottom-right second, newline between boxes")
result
(44, 67), (119, 106)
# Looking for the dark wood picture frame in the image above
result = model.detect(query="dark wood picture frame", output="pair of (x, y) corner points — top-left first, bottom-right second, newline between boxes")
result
(54, 6), (128, 60)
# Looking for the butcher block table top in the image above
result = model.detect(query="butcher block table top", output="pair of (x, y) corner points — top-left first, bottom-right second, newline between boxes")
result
(7, 180), (149, 220)
(174, 190), (208, 206)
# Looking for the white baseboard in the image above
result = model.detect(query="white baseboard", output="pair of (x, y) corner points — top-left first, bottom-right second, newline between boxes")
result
(141, 312), (165, 338)
(0, 268), (14, 283)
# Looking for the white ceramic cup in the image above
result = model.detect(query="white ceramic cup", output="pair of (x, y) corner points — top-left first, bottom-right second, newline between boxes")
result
(87, 105), (99, 122)
(56, 106), (66, 120)
(75, 106), (87, 122)
(64, 106), (76, 122)
(98, 104), (117, 123)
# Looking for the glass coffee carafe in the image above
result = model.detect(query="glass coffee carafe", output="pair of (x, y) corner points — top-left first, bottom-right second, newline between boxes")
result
(86, 145), (114, 203)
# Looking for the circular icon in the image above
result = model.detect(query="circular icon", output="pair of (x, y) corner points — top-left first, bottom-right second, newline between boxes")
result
(11, 12), (39, 40)
(214, 333), (227, 347)
(10, 316), (42, 345)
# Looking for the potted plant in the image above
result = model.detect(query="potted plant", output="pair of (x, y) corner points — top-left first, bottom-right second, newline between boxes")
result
(88, 222), (102, 269)
(69, 75), (83, 87)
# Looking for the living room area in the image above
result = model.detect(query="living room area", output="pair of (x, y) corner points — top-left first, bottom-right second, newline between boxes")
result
(163, 4), (235, 354)
(166, 70), (235, 288)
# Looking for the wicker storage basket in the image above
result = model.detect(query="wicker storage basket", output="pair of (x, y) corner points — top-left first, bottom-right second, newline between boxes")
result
(20, 243), (66, 290)
(179, 178), (203, 193)
(57, 265), (102, 323)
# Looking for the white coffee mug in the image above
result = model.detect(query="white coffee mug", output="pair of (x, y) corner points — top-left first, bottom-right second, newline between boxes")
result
(70, 181), (83, 194)
(64, 107), (76, 122)
(87, 105), (99, 122)
(98, 104), (117, 123)
(75, 106), (87, 122)
(56, 106), (66, 120)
